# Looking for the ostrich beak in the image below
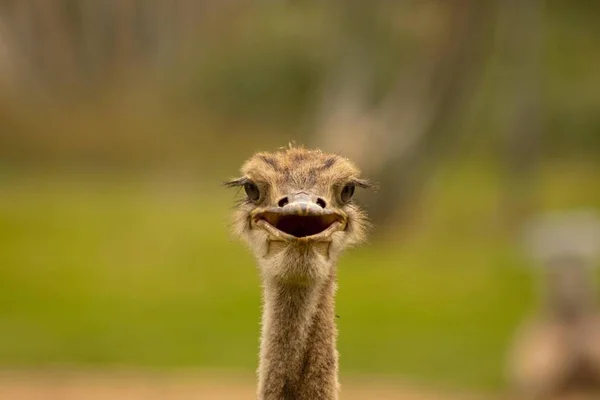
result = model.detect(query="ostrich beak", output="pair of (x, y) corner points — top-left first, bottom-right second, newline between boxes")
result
(251, 193), (347, 241)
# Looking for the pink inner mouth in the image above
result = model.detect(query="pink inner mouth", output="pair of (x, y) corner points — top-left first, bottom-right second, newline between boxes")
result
(256, 211), (344, 238)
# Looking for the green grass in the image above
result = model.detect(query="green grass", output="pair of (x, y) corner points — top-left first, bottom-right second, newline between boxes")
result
(0, 161), (598, 391)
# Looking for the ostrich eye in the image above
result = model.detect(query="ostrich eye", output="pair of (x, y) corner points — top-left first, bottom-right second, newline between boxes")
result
(340, 183), (355, 203)
(244, 181), (260, 202)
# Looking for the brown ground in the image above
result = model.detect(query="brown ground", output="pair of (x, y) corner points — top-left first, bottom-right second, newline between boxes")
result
(0, 370), (499, 400)
(2, 370), (596, 400)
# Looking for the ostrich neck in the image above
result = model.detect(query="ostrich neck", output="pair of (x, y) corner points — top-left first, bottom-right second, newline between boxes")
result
(258, 270), (338, 400)
(543, 262), (597, 321)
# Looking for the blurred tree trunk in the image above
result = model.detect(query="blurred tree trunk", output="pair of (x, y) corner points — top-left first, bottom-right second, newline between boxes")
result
(10, 0), (41, 89)
(80, 0), (109, 81)
(313, 0), (377, 159)
(368, 0), (494, 232)
(314, 0), (495, 233)
(0, 0), (230, 92)
(113, 0), (137, 73)
(0, 5), (17, 88)
(36, 0), (78, 87)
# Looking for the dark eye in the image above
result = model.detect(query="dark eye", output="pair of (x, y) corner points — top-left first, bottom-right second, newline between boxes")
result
(244, 181), (260, 202)
(340, 183), (355, 203)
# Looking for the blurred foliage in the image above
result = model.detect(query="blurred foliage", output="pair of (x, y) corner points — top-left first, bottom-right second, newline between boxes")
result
(0, 1), (597, 166)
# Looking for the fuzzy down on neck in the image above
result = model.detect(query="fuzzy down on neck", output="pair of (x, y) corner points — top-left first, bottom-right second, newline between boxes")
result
(257, 272), (339, 400)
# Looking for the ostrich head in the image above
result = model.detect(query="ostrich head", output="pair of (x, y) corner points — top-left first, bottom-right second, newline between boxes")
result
(226, 146), (371, 284)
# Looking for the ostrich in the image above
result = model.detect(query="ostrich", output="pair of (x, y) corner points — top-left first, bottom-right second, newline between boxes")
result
(507, 210), (600, 400)
(225, 145), (371, 400)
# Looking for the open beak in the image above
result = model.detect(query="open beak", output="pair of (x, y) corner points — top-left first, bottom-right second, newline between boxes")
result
(251, 193), (347, 241)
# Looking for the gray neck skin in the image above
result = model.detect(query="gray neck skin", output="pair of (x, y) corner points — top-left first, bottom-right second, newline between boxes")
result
(257, 272), (338, 400)
(543, 256), (597, 321)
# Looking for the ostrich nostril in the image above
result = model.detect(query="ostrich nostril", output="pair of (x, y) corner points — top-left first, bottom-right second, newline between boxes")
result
(278, 197), (289, 207)
(316, 198), (327, 208)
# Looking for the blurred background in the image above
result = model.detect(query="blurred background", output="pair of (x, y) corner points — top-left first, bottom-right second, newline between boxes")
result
(0, 0), (599, 399)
